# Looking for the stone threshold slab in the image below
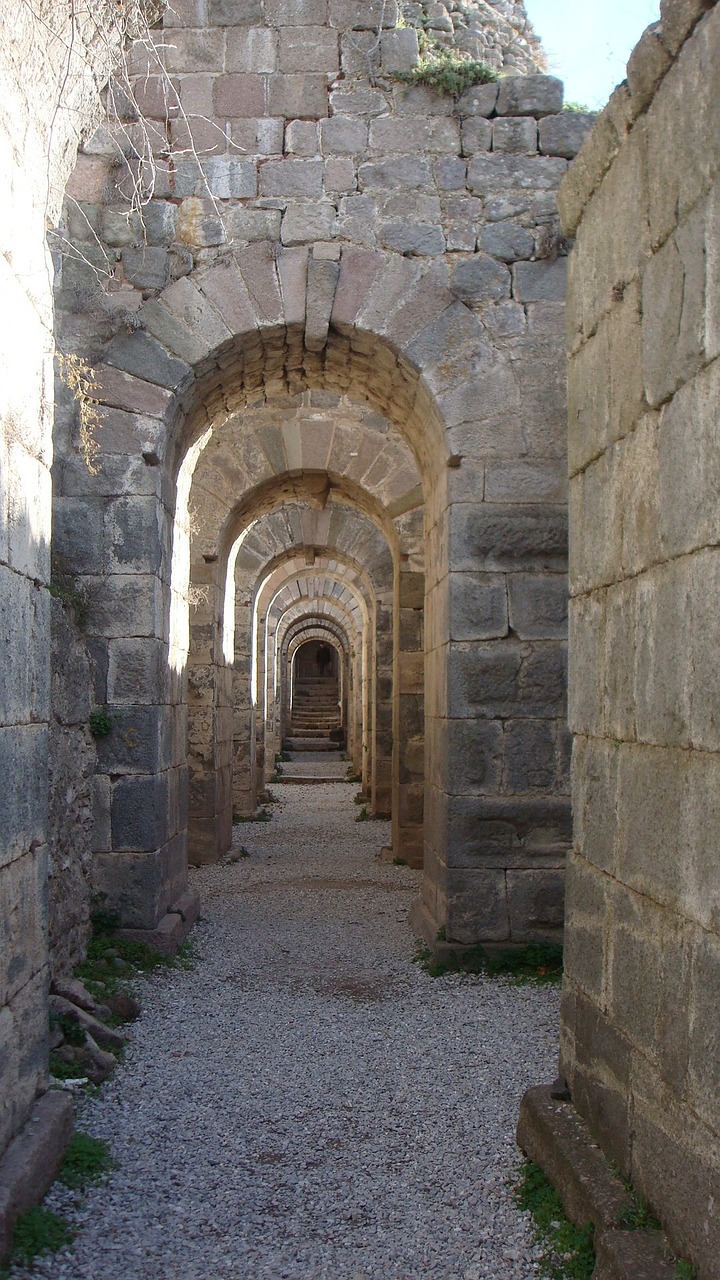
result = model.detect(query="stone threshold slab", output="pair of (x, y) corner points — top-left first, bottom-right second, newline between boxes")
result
(116, 890), (200, 957)
(517, 1085), (679, 1280)
(0, 1091), (74, 1262)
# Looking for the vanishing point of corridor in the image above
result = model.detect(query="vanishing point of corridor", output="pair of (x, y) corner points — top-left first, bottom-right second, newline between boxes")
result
(19, 774), (559, 1280)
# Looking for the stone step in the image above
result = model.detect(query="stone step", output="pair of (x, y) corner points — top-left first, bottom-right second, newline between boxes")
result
(284, 737), (338, 751)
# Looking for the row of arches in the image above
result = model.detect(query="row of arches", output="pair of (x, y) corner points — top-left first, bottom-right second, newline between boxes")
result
(54, 257), (567, 945)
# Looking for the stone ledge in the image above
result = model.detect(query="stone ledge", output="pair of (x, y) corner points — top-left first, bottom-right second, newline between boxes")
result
(116, 890), (200, 956)
(593, 1228), (677, 1280)
(0, 1091), (74, 1263)
(517, 1086), (686, 1280)
(517, 1084), (631, 1228)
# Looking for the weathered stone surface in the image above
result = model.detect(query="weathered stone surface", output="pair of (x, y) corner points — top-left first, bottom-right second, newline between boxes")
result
(492, 117), (538, 155)
(468, 153), (567, 192)
(496, 75), (564, 119)
(517, 1086), (632, 1229)
(480, 220), (534, 262)
(451, 253), (511, 302)
(539, 112), (597, 159)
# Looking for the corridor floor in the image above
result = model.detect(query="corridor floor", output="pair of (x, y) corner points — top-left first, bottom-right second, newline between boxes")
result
(23, 783), (559, 1280)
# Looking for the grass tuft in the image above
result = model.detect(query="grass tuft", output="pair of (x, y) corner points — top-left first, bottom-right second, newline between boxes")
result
(10, 1207), (74, 1266)
(419, 941), (563, 985)
(58, 1132), (115, 1190)
(515, 1159), (595, 1280)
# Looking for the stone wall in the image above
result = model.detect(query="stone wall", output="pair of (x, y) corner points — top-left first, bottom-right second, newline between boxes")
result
(0, 0), (161, 1169)
(559, 1), (720, 1272)
(48, 598), (96, 978)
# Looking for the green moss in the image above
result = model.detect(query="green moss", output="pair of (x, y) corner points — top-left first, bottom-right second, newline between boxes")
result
(515, 1160), (595, 1280)
(88, 707), (112, 737)
(675, 1261), (698, 1280)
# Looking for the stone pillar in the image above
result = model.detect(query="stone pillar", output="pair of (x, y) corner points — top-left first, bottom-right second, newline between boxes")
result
(371, 595), (393, 816)
(393, 570), (425, 867)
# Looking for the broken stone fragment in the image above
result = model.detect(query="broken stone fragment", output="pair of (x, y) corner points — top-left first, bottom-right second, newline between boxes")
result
(49, 995), (127, 1051)
(83, 1035), (118, 1084)
(50, 976), (97, 1012)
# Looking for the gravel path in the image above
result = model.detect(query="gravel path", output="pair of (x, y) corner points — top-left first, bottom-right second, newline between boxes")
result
(21, 783), (559, 1280)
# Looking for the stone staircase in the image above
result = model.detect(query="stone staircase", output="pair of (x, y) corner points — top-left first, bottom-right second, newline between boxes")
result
(285, 677), (342, 752)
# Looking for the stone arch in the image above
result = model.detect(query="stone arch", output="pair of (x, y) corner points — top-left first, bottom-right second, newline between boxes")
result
(55, 232), (568, 943)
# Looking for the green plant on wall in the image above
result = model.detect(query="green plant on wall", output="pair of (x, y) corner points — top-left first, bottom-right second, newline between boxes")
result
(393, 40), (498, 96)
(89, 707), (113, 737)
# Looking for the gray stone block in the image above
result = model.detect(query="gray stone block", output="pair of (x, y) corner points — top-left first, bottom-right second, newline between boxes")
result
(358, 157), (433, 191)
(451, 253), (511, 303)
(281, 200), (336, 247)
(208, 0), (263, 22)
(380, 27), (419, 74)
(539, 112), (597, 159)
(379, 222), (445, 255)
(480, 220), (535, 263)
(507, 869), (565, 938)
(104, 331), (191, 391)
(259, 158), (324, 198)
(445, 867), (510, 943)
(496, 75), (564, 119)
(461, 118), (492, 155)
(449, 572), (508, 641)
(452, 504), (568, 572)
(504, 719), (557, 791)
(0, 725), (47, 872)
(121, 247), (169, 291)
(513, 258), (567, 302)
(320, 115), (368, 155)
(468, 153), (567, 192)
(492, 117), (538, 155)
(456, 81), (499, 117)
(111, 772), (169, 852)
(508, 573), (568, 639)
(106, 497), (164, 574)
(201, 157), (258, 199)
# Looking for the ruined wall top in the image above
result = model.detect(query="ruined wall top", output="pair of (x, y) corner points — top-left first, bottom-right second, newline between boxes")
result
(559, 0), (718, 235)
(398, 1), (545, 74)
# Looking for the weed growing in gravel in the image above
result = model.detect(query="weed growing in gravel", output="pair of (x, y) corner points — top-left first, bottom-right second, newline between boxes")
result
(393, 857), (408, 866)
(355, 806), (370, 822)
(346, 771), (362, 783)
(353, 792), (365, 804)
(675, 1261), (698, 1280)
(515, 1160), (595, 1280)
(227, 846), (250, 863)
(9, 1207), (74, 1267)
(276, 750), (291, 763)
(233, 808), (272, 823)
(417, 941), (563, 985)
(58, 1133), (115, 1190)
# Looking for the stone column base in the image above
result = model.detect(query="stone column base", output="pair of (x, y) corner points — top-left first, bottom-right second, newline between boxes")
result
(116, 890), (200, 956)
